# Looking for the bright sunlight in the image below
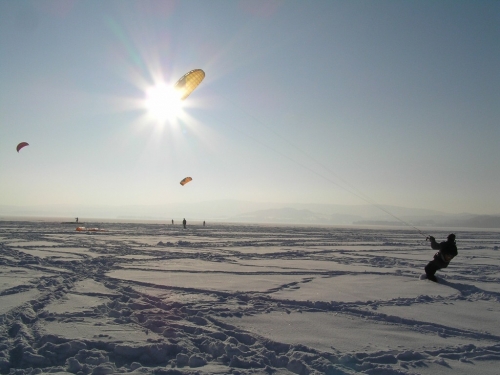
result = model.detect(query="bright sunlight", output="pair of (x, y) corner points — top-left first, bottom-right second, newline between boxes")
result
(144, 82), (184, 124)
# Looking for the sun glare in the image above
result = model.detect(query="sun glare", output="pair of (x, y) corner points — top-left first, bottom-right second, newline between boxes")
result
(144, 82), (184, 124)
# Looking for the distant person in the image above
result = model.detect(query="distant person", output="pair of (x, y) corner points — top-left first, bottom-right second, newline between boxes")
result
(183, 218), (186, 229)
(172, 219), (174, 225)
(203, 220), (205, 227)
(425, 234), (458, 282)
(75, 217), (78, 223)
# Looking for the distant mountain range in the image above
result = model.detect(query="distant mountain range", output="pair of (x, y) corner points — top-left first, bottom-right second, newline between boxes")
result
(1, 201), (499, 228)
(228, 206), (500, 229)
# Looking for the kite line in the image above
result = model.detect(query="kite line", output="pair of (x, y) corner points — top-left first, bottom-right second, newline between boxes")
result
(212, 91), (430, 238)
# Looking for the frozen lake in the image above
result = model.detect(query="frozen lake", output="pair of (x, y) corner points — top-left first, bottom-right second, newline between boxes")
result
(1, 220), (499, 374)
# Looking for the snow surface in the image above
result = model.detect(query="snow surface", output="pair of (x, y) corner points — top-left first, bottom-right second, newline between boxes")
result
(0, 220), (499, 375)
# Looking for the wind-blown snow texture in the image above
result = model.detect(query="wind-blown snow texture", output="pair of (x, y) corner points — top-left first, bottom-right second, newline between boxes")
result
(1, 221), (499, 375)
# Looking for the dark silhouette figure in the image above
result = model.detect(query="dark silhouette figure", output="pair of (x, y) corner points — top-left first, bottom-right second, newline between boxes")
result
(425, 234), (458, 282)
(172, 219), (174, 225)
(183, 218), (186, 229)
(203, 221), (205, 226)
(75, 217), (78, 223)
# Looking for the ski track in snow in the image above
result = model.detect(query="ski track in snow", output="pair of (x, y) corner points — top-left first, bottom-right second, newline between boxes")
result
(1, 221), (499, 375)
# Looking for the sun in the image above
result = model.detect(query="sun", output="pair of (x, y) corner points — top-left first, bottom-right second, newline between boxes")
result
(144, 82), (184, 124)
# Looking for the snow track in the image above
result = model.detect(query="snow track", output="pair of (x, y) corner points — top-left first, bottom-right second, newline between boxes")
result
(1, 221), (499, 374)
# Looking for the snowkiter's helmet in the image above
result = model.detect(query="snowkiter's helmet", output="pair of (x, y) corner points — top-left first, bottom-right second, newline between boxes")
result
(447, 233), (456, 242)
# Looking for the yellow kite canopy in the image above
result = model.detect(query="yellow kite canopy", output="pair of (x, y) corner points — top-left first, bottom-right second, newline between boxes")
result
(174, 69), (205, 100)
(16, 142), (29, 152)
(180, 177), (192, 186)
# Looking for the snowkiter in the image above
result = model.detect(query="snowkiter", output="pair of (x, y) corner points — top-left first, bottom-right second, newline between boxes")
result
(425, 234), (457, 282)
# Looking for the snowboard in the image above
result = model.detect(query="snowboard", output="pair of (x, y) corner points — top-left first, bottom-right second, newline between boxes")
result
(419, 274), (438, 282)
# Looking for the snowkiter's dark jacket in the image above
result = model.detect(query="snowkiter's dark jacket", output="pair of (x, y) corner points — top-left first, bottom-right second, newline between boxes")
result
(430, 238), (458, 264)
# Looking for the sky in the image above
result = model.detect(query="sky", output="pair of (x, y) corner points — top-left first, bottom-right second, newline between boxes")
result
(1, 0), (499, 216)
